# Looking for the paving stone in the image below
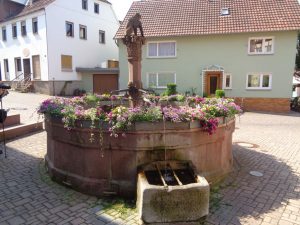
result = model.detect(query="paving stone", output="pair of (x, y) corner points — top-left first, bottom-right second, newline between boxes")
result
(7, 216), (25, 225)
(0, 98), (300, 225)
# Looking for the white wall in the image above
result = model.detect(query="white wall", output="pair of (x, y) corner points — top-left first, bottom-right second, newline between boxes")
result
(45, 0), (119, 81)
(0, 11), (49, 81)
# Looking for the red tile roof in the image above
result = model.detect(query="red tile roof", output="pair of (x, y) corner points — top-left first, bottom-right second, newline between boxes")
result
(115, 0), (300, 38)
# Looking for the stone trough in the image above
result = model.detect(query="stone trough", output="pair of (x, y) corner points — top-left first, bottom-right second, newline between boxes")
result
(137, 161), (209, 223)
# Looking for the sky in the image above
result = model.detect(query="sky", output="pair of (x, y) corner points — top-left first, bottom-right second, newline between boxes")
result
(109, 0), (134, 21)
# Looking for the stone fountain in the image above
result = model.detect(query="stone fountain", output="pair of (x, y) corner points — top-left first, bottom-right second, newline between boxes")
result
(44, 13), (236, 224)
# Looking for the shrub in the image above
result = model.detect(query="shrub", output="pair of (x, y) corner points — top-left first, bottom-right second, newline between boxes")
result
(215, 90), (225, 98)
(162, 83), (177, 96)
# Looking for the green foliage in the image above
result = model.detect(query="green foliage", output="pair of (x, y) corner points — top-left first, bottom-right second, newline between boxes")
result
(162, 83), (177, 96)
(203, 92), (208, 98)
(84, 93), (99, 107)
(215, 90), (225, 98)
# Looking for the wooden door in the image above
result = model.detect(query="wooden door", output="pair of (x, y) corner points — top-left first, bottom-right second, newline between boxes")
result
(206, 73), (221, 96)
(32, 55), (41, 80)
(93, 74), (118, 94)
(23, 58), (31, 80)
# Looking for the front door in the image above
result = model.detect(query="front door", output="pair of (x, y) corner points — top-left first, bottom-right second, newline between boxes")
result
(23, 58), (31, 80)
(32, 55), (41, 80)
(206, 73), (222, 96)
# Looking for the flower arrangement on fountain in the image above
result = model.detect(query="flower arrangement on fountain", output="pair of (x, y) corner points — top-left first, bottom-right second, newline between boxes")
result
(38, 94), (242, 136)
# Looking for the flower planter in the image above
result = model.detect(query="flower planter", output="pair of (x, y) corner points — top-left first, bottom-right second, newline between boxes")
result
(45, 116), (235, 198)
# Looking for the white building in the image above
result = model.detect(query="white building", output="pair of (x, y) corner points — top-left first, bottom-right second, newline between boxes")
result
(0, 0), (119, 95)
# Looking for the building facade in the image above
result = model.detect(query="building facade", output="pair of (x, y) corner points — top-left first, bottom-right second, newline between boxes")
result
(0, 0), (119, 95)
(115, 0), (300, 112)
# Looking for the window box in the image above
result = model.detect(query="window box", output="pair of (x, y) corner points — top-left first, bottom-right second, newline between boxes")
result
(248, 37), (274, 55)
(246, 73), (272, 90)
(147, 41), (176, 58)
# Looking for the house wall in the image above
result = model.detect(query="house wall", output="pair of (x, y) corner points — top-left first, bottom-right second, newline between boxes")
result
(119, 31), (298, 108)
(0, 11), (49, 81)
(45, 0), (119, 81)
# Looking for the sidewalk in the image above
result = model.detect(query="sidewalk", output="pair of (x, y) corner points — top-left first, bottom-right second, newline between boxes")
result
(2, 91), (50, 124)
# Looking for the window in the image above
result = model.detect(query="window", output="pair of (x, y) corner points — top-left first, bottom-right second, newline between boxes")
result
(79, 25), (87, 40)
(66, 22), (74, 37)
(4, 59), (9, 72)
(246, 73), (272, 89)
(12, 23), (17, 38)
(223, 74), (232, 89)
(61, 55), (73, 71)
(148, 42), (176, 57)
(2, 27), (7, 41)
(221, 8), (230, 16)
(15, 58), (22, 72)
(82, 0), (88, 10)
(147, 72), (176, 88)
(21, 21), (27, 36)
(32, 17), (38, 34)
(94, 3), (99, 14)
(99, 30), (105, 44)
(248, 37), (274, 54)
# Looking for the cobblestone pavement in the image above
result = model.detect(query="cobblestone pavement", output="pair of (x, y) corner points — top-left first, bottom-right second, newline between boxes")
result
(0, 112), (300, 225)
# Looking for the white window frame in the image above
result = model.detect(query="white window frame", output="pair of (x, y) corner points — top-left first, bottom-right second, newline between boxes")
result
(82, 0), (88, 10)
(147, 41), (177, 58)
(79, 24), (87, 40)
(99, 30), (105, 44)
(248, 37), (274, 55)
(21, 21), (27, 37)
(66, 21), (74, 37)
(32, 17), (38, 34)
(94, 3), (99, 14)
(147, 72), (176, 89)
(1, 26), (7, 41)
(12, 23), (17, 39)
(246, 73), (272, 90)
(223, 73), (232, 89)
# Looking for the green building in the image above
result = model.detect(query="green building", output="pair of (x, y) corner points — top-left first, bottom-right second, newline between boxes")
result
(115, 0), (300, 112)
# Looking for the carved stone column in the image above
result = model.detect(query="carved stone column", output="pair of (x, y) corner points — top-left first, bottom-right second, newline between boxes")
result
(125, 36), (145, 107)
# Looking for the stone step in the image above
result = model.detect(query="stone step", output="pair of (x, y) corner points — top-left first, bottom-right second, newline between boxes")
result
(0, 122), (43, 141)
(4, 114), (21, 127)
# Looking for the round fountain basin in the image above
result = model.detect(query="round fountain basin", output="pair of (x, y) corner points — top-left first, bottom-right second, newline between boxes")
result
(45, 117), (235, 197)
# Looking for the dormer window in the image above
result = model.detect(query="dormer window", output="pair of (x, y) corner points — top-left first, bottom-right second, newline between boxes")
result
(221, 8), (230, 16)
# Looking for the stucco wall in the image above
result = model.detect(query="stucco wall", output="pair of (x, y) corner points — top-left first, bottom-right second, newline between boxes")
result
(119, 31), (298, 98)
(45, 0), (119, 81)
